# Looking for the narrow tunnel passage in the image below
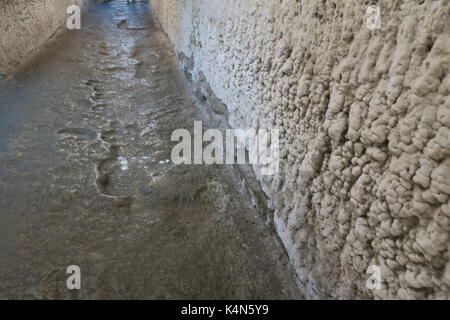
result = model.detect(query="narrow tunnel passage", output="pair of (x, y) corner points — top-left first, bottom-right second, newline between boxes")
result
(0, 0), (301, 299)
(1, 0), (449, 302)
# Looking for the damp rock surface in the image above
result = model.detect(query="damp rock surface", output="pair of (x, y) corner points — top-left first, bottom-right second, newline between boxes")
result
(150, 0), (450, 299)
(0, 0), (86, 73)
(0, 0), (301, 299)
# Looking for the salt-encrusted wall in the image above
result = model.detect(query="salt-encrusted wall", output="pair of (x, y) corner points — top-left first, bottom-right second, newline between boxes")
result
(0, 0), (85, 73)
(151, 0), (450, 299)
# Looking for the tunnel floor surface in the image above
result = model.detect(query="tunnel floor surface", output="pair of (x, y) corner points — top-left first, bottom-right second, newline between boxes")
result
(0, 0), (301, 299)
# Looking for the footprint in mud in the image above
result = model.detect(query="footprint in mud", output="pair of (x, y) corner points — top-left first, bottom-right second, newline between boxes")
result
(84, 79), (100, 86)
(84, 80), (113, 113)
(117, 19), (128, 30)
(94, 123), (139, 207)
(117, 18), (147, 31)
(98, 48), (110, 56)
(57, 128), (98, 140)
(103, 65), (127, 72)
(100, 129), (118, 143)
(94, 145), (134, 208)
(88, 87), (105, 103)
(90, 89), (104, 99)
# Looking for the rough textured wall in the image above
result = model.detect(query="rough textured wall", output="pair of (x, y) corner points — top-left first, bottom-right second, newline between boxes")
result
(151, 0), (450, 299)
(0, 0), (85, 73)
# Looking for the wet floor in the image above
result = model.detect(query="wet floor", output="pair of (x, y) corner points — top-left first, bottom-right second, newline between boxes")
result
(0, 0), (301, 299)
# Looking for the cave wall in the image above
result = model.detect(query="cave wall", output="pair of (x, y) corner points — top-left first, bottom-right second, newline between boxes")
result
(150, 0), (450, 299)
(0, 0), (85, 73)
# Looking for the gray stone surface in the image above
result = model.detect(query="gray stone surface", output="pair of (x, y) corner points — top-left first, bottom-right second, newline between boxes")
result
(150, 0), (450, 299)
